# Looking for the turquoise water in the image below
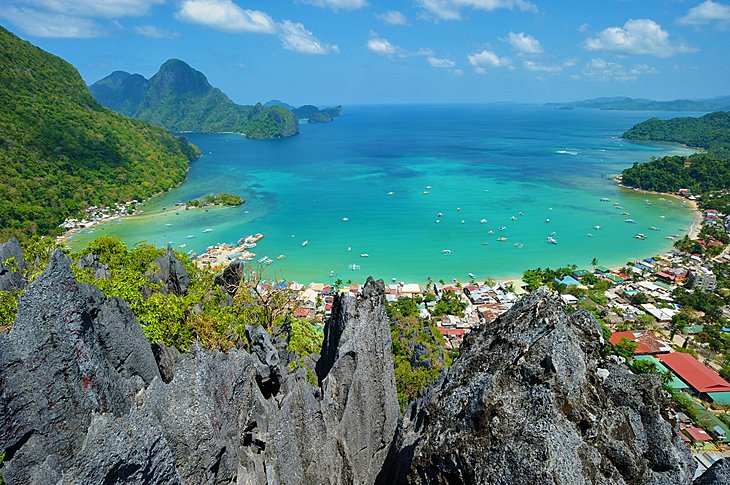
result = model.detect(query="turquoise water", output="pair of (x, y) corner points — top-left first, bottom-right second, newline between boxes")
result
(70, 104), (698, 283)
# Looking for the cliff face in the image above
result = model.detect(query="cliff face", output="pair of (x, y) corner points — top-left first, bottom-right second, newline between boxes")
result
(0, 248), (720, 484)
(0, 252), (397, 484)
(380, 288), (697, 484)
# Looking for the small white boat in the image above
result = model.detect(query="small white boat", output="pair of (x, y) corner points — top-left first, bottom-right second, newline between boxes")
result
(497, 237), (507, 241)
(203, 228), (213, 233)
(456, 207), (461, 211)
(488, 230), (494, 234)
(460, 220), (465, 224)
(587, 233), (594, 237)
(178, 244), (187, 248)
(387, 192), (395, 196)
(660, 215), (666, 219)
(600, 198), (610, 202)
(165, 223), (172, 226)
(514, 243), (524, 248)
(342, 217), (349, 222)
(276, 254), (285, 260)
(436, 220), (440, 224)
(594, 225), (601, 230)
(360, 253), (369, 257)
(635, 234), (647, 240)
(622, 212), (630, 216)
(348, 264), (361, 271)
(442, 249), (452, 255)
(329, 270), (335, 277)
(347, 246), (351, 251)
(545, 219), (550, 223)
(468, 273), (476, 279)
(437, 212), (443, 218)
(480, 218), (487, 224)
(422, 191), (429, 195)
(499, 226), (507, 231)
(546, 237), (557, 244)
(186, 235), (195, 239)
(510, 216), (516, 221)
(518, 211), (523, 215)
(624, 219), (635, 223)
(649, 226), (659, 231)
(301, 240), (309, 247)
(426, 185), (432, 189)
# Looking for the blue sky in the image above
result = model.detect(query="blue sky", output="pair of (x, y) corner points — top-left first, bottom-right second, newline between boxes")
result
(2, 0), (729, 105)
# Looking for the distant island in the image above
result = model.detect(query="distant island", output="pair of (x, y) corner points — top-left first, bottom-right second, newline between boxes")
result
(265, 100), (342, 124)
(185, 193), (244, 208)
(620, 111), (730, 211)
(90, 60), (299, 139)
(548, 96), (730, 112)
(0, 27), (199, 241)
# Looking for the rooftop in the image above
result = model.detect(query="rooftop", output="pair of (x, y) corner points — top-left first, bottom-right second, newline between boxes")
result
(658, 352), (730, 393)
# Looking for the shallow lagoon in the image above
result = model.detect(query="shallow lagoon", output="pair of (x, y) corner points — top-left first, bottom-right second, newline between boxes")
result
(71, 104), (698, 283)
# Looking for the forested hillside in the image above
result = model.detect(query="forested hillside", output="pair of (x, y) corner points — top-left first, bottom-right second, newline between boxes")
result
(0, 26), (199, 240)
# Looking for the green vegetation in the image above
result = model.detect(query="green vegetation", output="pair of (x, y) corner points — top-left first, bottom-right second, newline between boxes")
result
(620, 112), (730, 195)
(0, 27), (199, 241)
(430, 290), (466, 318)
(186, 193), (244, 207)
(387, 298), (452, 410)
(90, 60), (299, 139)
(287, 318), (323, 357)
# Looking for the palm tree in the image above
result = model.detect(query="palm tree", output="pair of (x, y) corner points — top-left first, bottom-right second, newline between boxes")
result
(591, 258), (598, 267)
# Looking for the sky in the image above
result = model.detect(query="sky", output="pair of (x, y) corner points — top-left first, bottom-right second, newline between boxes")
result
(1, 0), (729, 105)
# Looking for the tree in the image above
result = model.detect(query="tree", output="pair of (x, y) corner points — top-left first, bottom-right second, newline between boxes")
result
(670, 311), (693, 339)
(613, 337), (638, 360)
(591, 258), (598, 267)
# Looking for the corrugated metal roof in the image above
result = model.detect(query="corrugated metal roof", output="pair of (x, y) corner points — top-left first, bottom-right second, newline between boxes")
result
(659, 353), (730, 393)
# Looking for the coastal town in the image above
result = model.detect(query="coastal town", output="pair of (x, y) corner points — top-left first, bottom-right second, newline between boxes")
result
(189, 188), (730, 477)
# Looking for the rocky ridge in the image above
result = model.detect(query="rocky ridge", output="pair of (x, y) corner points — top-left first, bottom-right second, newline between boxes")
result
(0, 247), (726, 484)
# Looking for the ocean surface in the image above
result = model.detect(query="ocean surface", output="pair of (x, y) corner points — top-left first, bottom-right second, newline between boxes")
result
(70, 104), (699, 284)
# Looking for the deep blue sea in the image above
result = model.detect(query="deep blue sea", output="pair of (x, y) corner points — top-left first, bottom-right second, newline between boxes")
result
(71, 104), (698, 283)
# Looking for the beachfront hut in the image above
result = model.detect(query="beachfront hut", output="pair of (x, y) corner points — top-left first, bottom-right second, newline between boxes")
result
(572, 269), (591, 279)
(604, 273), (624, 284)
(555, 275), (581, 287)
(658, 353), (730, 397)
(594, 265), (610, 275)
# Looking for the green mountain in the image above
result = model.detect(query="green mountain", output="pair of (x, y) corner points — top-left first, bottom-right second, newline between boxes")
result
(0, 26), (199, 240)
(549, 96), (730, 111)
(90, 59), (299, 139)
(620, 111), (730, 194)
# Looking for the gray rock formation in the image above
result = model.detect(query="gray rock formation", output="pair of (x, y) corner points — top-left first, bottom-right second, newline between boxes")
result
(379, 287), (697, 485)
(76, 252), (111, 279)
(0, 237), (26, 291)
(694, 458), (730, 485)
(214, 259), (242, 295)
(0, 252), (398, 484)
(150, 246), (190, 296)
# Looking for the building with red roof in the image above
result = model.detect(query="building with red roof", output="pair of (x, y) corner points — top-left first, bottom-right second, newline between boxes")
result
(658, 352), (730, 394)
(683, 427), (713, 442)
(609, 330), (671, 355)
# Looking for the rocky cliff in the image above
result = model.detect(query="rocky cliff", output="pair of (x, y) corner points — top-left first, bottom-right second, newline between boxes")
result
(0, 249), (724, 484)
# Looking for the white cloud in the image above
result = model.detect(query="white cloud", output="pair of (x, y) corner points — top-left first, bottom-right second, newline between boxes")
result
(135, 24), (179, 39)
(582, 58), (658, 81)
(176, 0), (276, 33)
(506, 31), (542, 54)
(417, 0), (537, 21)
(375, 10), (409, 25)
(367, 36), (398, 55)
(303, 0), (368, 10)
(278, 20), (339, 54)
(522, 60), (560, 72)
(428, 56), (456, 68)
(367, 34), (432, 57)
(20, 0), (164, 18)
(678, 1), (730, 26)
(453, 68), (464, 76)
(468, 49), (511, 72)
(584, 18), (694, 57)
(1, 6), (103, 37)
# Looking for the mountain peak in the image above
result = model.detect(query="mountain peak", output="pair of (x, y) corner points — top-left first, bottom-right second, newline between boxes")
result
(149, 58), (211, 96)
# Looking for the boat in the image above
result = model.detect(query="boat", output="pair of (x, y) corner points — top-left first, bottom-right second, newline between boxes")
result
(487, 230), (494, 234)
(468, 273), (476, 279)
(545, 219), (550, 223)
(258, 256), (273, 265)
(518, 211), (523, 215)
(660, 215), (666, 219)
(329, 270), (335, 277)
(594, 225), (601, 230)
(499, 226), (507, 231)
(342, 217), (349, 222)
(422, 191), (429, 195)
(480, 218), (487, 224)
(510, 216), (516, 221)
(203, 228), (213, 233)
(301, 240), (309, 247)
(186, 234), (195, 239)
(442, 249), (452, 255)
(348, 264), (361, 271)
(347, 246), (351, 251)
(497, 237), (507, 241)
(276, 254), (286, 260)
(514, 243), (524, 248)
(456, 207), (461, 211)
(437, 212), (443, 218)
(624, 219), (635, 223)
(436, 220), (440, 224)
(600, 198), (610, 201)
(546, 237), (557, 244)
(649, 226), (659, 231)
(634, 234), (647, 240)
(622, 212), (630, 216)
(360, 253), (369, 257)
(587, 233), (594, 237)
(426, 185), (432, 189)
(178, 244), (187, 248)
(165, 223), (172, 226)
(387, 191), (394, 196)
(460, 220), (465, 224)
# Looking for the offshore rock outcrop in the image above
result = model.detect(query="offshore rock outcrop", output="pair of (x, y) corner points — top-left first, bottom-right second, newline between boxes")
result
(0, 251), (398, 484)
(379, 288), (697, 485)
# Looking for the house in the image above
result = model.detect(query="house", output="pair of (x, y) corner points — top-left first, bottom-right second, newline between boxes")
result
(555, 275), (581, 287)
(641, 303), (679, 322)
(633, 355), (689, 390)
(609, 330), (672, 355)
(683, 427), (712, 442)
(658, 352), (730, 395)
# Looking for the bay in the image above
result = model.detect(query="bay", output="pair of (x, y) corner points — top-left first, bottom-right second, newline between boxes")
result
(70, 104), (698, 284)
